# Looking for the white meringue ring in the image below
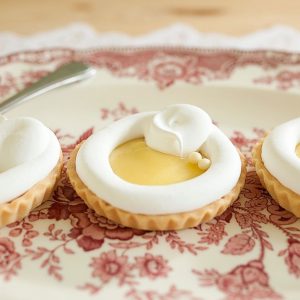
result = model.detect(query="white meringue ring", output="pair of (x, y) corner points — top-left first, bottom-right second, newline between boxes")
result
(76, 110), (242, 215)
(262, 118), (300, 195)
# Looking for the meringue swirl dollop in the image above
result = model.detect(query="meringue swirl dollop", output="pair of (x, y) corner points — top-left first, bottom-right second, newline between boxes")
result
(145, 104), (213, 157)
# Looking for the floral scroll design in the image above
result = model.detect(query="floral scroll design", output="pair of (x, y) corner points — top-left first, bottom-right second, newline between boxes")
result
(79, 250), (176, 296)
(192, 167), (300, 300)
(0, 70), (49, 99)
(254, 70), (300, 90)
(1, 48), (300, 91)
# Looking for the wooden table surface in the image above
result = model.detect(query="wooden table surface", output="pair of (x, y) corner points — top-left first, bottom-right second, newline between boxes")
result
(1, 0), (300, 35)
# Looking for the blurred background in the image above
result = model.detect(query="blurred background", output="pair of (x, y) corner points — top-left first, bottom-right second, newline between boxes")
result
(1, 0), (300, 35)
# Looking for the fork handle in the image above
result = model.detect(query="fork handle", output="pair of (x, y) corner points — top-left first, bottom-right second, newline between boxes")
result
(0, 62), (95, 114)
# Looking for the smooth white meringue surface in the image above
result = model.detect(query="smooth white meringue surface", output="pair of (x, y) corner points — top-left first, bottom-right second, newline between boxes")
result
(76, 105), (242, 215)
(262, 118), (300, 195)
(0, 117), (61, 203)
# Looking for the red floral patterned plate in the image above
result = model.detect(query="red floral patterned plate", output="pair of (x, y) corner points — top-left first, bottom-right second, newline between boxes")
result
(1, 48), (300, 300)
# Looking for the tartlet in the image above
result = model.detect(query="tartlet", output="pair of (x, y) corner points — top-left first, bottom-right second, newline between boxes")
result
(67, 104), (247, 230)
(0, 116), (63, 227)
(253, 118), (300, 217)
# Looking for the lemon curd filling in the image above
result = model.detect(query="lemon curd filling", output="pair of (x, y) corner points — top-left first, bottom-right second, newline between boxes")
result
(110, 138), (206, 185)
(296, 144), (300, 158)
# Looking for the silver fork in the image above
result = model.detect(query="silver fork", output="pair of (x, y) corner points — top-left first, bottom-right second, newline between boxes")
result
(0, 61), (96, 114)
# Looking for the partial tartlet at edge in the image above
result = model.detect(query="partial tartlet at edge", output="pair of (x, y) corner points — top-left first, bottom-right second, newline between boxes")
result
(0, 155), (63, 228)
(253, 139), (300, 217)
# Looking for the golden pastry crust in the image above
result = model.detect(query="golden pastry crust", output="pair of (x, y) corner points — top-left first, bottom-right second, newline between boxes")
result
(67, 144), (247, 230)
(0, 154), (63, 228)
(253, 139), (300, 217)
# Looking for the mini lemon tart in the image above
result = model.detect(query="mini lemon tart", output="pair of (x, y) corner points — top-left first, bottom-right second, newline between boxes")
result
(253, 118), (300, 217)
(0, 116), (63, 227)
(67, 104), (247, 230)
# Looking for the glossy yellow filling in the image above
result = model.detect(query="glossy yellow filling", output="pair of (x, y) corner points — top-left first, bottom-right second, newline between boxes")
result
(110, 138), (205, 185)
(296, 144), (300, 158)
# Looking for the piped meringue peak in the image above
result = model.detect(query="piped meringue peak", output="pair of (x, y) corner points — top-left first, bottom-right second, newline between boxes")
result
(0, 117), (61, 203)
(76, 104), (242, 215)
(145, 104), (213, 157)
